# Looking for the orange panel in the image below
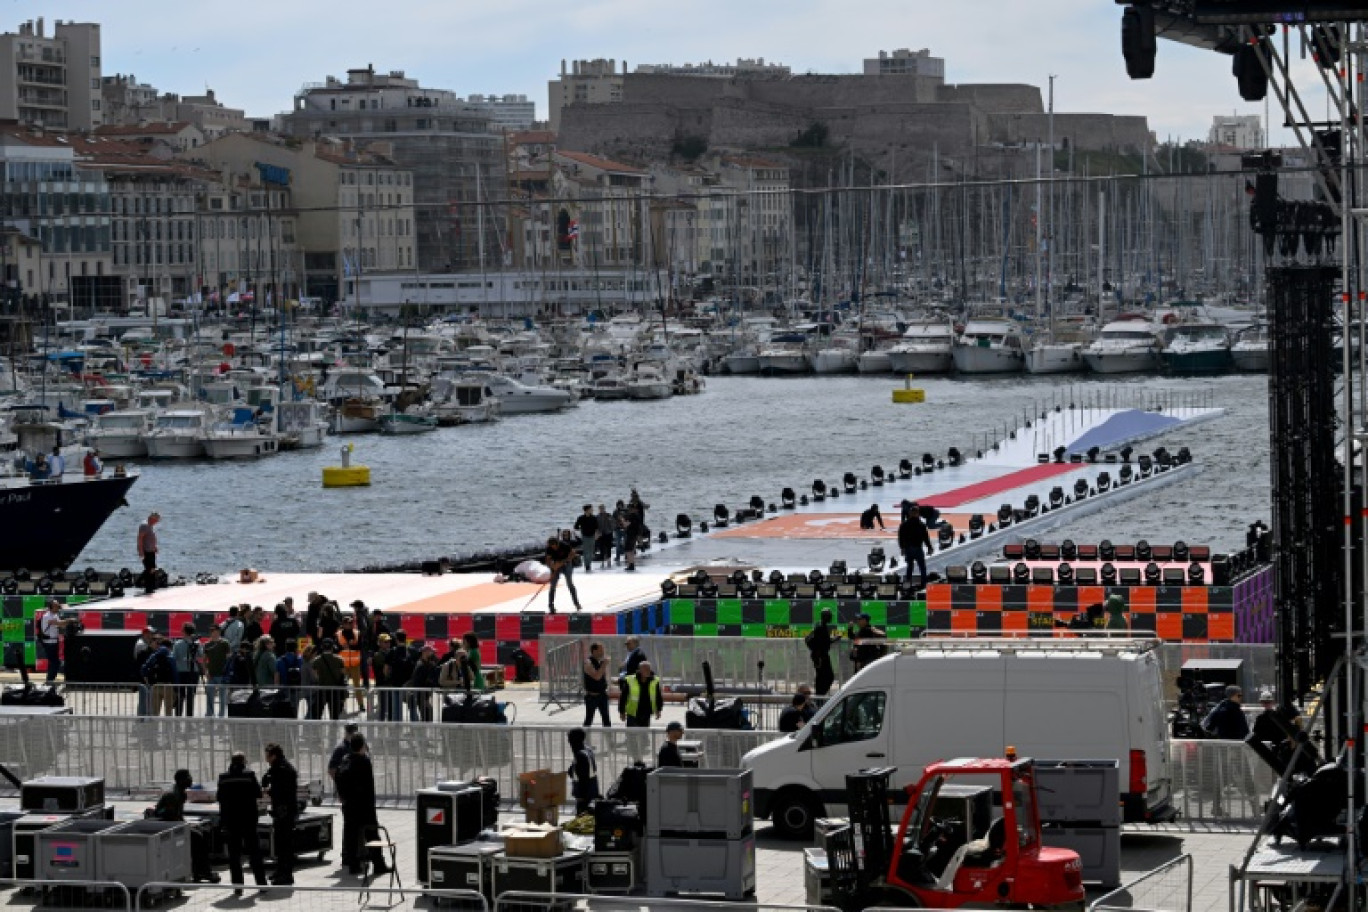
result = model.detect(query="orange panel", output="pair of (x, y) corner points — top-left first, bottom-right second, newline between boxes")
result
(1128, 588), (1158, 613)
(1077, 587), (1105, 609)
(952, 609), (977, 632)
(977, 587), (1003, 612)
(1156, 612), (1184, 640)
(926, 585), (953, 612)
(1207, 613), (1235, 641)
(1182, 587), (1209, 614)
(1027, 585), (1055, 612)
(1002, 611), (1029, 634)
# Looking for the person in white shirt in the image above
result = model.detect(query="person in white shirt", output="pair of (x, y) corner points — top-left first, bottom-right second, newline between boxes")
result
(38, 600), (69, 682)
(47, 446), (64, 481)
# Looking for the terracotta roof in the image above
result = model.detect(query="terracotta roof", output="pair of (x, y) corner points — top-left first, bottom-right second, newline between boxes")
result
(554, 149), (643, 175)
(95, 122), (196, 137)
(721, 154), (786, 170)
(509, 130), (556, 145)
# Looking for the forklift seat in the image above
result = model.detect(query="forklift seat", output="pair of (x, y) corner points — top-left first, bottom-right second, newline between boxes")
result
(962, 816), (1007, 867)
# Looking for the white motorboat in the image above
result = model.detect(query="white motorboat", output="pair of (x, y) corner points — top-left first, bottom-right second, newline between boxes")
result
(887, 320), (956, 374)
(478, 372), (573, 414)
(276, 400), (329, 449)
(431, 378), (501, 425)
(951, 318), (1026, 375)
(856, 347), (893, 374)
(1082, 318), (1164, 374)
(626, 365), (673, 400)
(85, 408), (154, 459)
(144, 408), (212, 459)
(724, 350), (761, 375)
(1025, 341), (1085, 374)
(590, 376), (631, 401)
(1231, 323), (1270, 372)
(1161, 322), (1232, 374)
(808, 339), (858, 375)
(202, 407), (280, 459)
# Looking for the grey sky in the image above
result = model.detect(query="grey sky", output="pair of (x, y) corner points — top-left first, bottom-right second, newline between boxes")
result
(15, 1), (1321, 142)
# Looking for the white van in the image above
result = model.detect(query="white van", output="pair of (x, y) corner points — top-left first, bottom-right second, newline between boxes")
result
(742, 637), (1174, 838)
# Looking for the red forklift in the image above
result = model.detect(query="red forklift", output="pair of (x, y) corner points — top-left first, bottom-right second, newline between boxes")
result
(829, 759), (1085, 909)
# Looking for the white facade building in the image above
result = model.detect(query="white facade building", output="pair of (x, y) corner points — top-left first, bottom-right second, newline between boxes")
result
(342, 268), (666, 317)
(1208, 114), (1264, 149)
(864, 48), (945, 78)
(0, 18), (102, 131)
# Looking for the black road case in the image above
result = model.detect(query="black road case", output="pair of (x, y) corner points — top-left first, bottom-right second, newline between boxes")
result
(257, 812), (333, 863)
(428, 842), (501, 908)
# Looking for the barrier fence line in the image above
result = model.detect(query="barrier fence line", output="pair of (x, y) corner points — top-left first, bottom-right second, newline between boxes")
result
(1088, 853), (1194, 912)
(0, 712), (1280, 828)
(0, 877), (133, 910)
(493, 892), (840, 912)
(136, 881), (488, 912)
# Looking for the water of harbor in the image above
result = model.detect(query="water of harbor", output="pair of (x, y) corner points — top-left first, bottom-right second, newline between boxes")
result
(75, 374), (1269, 574)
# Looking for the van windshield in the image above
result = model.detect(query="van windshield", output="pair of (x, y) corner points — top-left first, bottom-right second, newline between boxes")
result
(817, 691), (886, 746)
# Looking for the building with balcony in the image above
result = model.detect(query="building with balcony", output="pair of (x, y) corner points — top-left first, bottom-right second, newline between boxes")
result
(282, 65), (504, 273)
(1208, 114), (1264, 150)
(187, 132), (415, 304)
(0, 18), (101, 132)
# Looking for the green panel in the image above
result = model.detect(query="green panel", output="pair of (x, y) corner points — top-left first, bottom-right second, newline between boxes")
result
(764, 601), (792, 625)
(887, 625), (912, 640)
(66, 595), (88, 607)
(21, 597), (42, 618)
(814, 599), (838, 615)
(1, 619), (22, 643)
(23, 642), (34, 665)
(670, 600), (696, 626)
(860, 601), (888, 625)
(742, 624), (768, 639)
(717, 600), (744, 625)
(909, 602), (928, 627)
(694, 623), (718, 638)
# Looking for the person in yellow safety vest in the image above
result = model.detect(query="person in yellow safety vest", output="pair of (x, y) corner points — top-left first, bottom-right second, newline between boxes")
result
(619, 661), (663, 728)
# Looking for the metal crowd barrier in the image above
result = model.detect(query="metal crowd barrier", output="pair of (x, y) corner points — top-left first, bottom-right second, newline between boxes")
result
(1089, 853), (1194, 912)
(0, 711), (1282, 828)
(539, 635), (1278, 715)
(493, 893), (839, 912)
(0, 877), (133, 910)
(137, 881), (487, 911)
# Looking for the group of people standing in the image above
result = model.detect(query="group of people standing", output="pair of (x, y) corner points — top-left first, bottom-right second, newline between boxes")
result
(581, 636), (662, 728)
(545, 490), (651, 613)
(131, 594), (486, 720)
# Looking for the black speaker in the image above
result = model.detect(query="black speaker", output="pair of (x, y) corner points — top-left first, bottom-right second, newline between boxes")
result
(1122, 5), (1157, 79)
(1234, 42), (1269, 102)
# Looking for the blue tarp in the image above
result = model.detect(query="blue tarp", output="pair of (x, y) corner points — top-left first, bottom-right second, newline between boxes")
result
(1068, 410), (1183, 454)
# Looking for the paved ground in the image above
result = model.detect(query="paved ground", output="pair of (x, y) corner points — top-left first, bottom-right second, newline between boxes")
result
(19, 797), (1250, 911)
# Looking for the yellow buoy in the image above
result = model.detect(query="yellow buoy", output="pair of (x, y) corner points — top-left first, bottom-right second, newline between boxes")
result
(323, 443), (371, 487)
(892, 374), (925, 404)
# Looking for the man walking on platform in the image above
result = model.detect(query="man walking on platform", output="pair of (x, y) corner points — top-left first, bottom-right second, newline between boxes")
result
(137, 512), (161, 594)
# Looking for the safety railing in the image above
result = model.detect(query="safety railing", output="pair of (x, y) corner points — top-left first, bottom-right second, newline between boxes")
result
(0, 877), (132, 910)
(538, 635), (1277, 715)
(1089, 853), (1194, 912)
(137, 881), (487, 911)
(0, 711), (1282, 828)
(494, 893), (839, 912)
(1168, 739), (1276, 824)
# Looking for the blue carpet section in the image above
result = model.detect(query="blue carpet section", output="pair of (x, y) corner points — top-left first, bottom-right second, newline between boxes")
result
(1068, 410), (1183, 454)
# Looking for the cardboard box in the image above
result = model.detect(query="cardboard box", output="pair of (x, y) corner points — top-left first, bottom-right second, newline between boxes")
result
(525, 806), (560, 826)
(518, 770), (567, 810)
(502, 823), (563, 859)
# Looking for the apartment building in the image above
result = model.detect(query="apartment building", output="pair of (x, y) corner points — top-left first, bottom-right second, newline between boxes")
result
(0, 18), (101, 132)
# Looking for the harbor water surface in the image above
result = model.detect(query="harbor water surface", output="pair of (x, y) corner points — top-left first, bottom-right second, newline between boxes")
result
(75, 374), (1270, 574)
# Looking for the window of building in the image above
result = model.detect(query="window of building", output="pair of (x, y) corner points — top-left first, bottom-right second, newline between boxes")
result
(91, 56), (100, 68)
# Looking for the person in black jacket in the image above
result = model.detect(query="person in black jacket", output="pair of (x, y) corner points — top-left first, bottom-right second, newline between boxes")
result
(657, 721), (684, 767)
(217, 753), (267, 895)
(153, 769), (220, 883)
(805, 608), (838, 696)
(778, 693), (809, 733)
(1203, 686), (1251, 740)
(897, 513), (932, 587)
(567, 728), (599, 815)
(573, 505), (600, 574)
(335, 734), (390, 876)
(261, 743), (298, 885)
(859, 504), (885, 531)
(850, 614), (888, 672)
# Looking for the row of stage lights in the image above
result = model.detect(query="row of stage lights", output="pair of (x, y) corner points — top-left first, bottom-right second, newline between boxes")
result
(0, 567), (139, 598)
(668, 444), (1194, 541)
